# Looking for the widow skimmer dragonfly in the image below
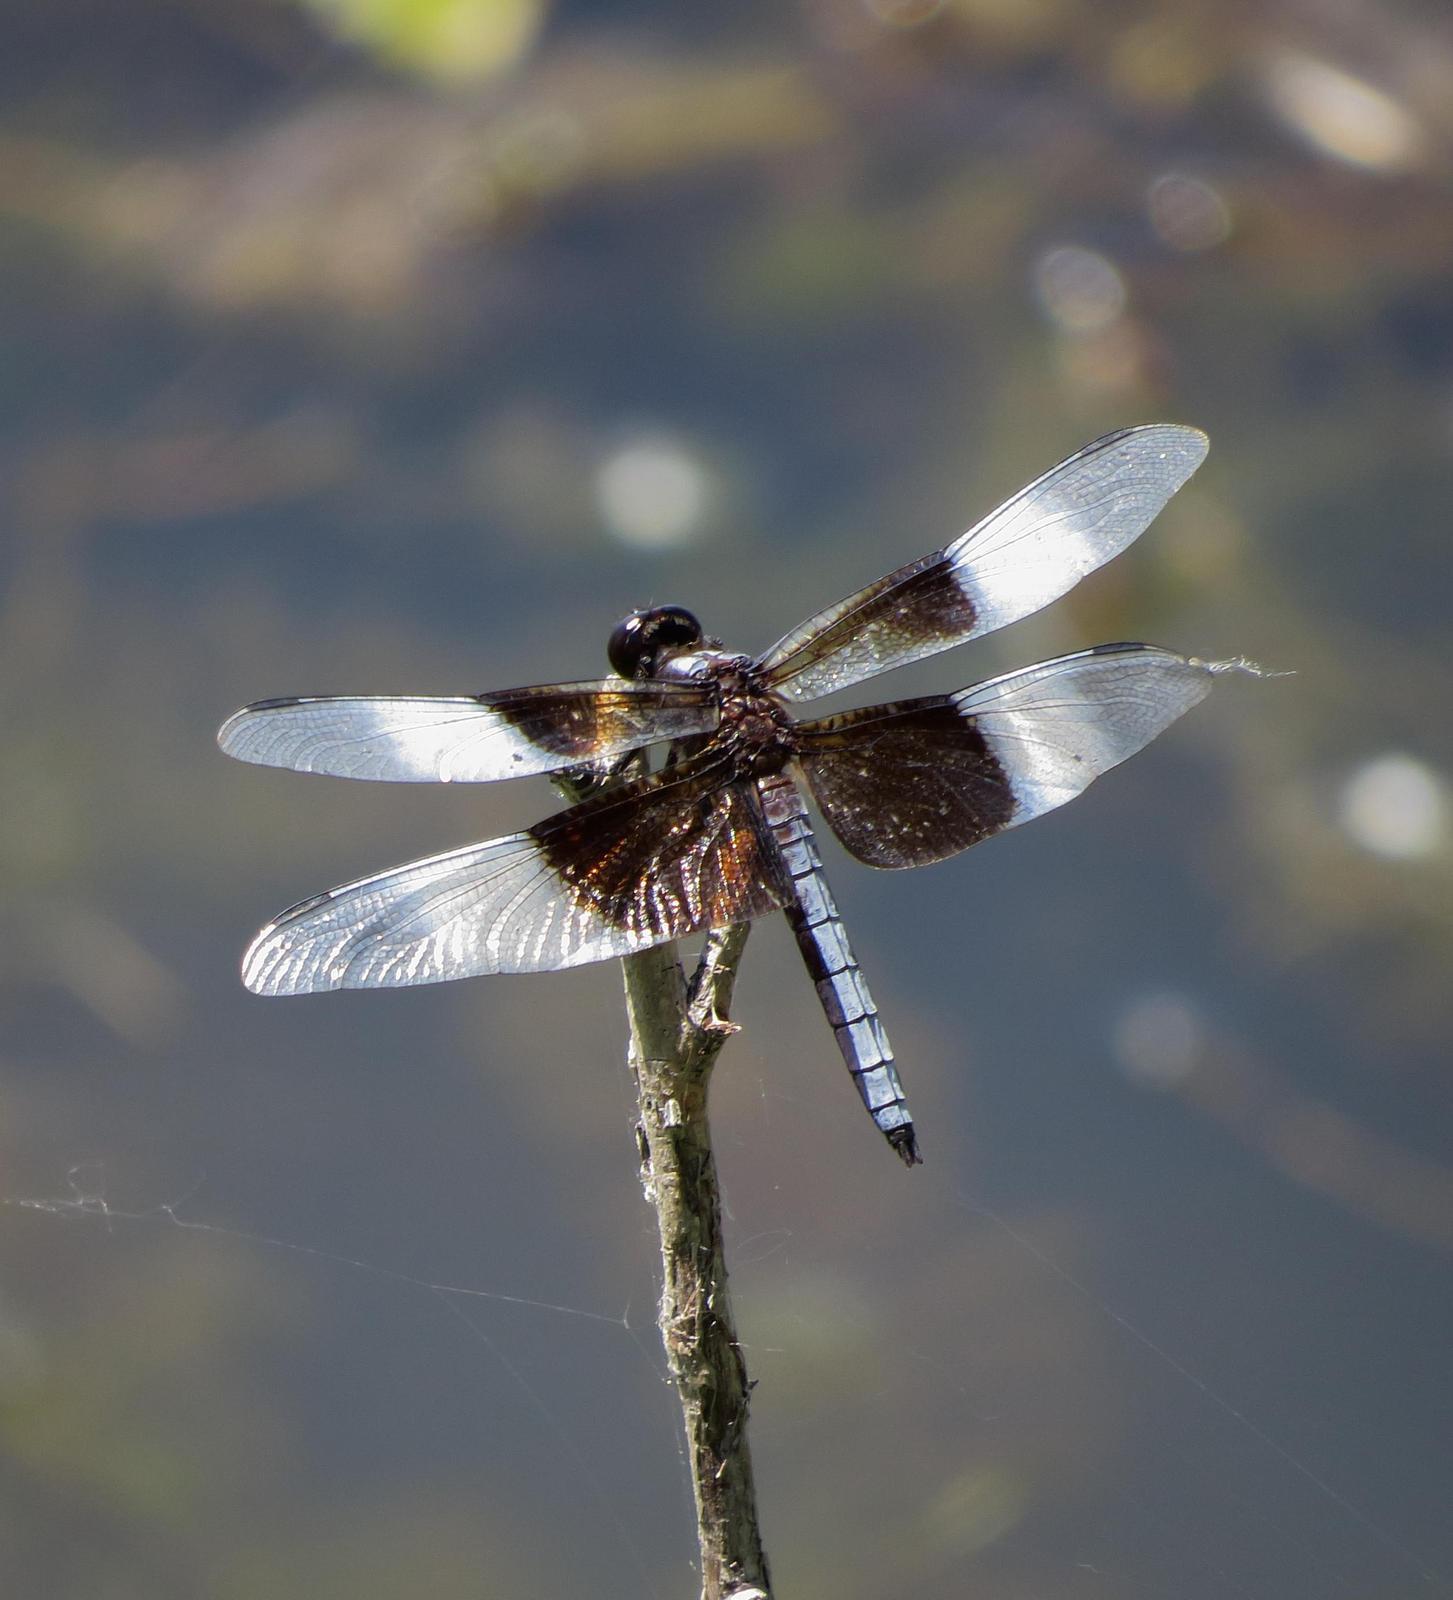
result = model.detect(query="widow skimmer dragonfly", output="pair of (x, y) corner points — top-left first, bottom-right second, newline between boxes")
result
(220, 424), (1250, 1165)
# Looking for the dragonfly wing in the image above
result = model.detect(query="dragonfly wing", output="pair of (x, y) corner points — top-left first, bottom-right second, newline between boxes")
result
(759, 425), (1207, 701)
(797, 645), (1236, 867)
(242, 753), (790, 994)
(218, 681), (718, 783)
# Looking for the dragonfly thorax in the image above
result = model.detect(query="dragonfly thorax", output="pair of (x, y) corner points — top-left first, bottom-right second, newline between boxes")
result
(709, 659), (796, 779)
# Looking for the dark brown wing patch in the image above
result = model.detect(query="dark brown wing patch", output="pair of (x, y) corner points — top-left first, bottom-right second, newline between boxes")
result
(757, 555), (979, 703)
(478, 680), (718, 764)
(795, 697), (1014, 868)
(534, 753), (792, 945)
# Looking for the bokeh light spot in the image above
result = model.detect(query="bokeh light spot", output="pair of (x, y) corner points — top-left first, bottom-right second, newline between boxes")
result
(920, 1463), (1028, 1556)
(295, 0), (546, 82)
(1112, 991), (1204, 1089)
(595, 434), (713, 551)
(863, 0), (948, 27)
(1338, 753), (1447, 859)
(1032, 245), (1127, 335)
(1147, 172), (1232, 253)
(1263, 53), (1424, 172)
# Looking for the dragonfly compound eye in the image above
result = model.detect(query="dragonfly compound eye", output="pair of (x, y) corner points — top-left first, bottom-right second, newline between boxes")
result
(607, 606), (703, 678)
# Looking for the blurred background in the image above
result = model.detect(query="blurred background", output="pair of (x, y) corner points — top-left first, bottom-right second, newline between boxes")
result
(3, 1), (1451, 1596)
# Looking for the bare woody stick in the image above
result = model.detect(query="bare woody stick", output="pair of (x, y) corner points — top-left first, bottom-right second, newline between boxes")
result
(621, 925), (772, 1600)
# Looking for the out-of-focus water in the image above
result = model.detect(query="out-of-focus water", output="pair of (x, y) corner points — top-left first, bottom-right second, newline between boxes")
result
(2, 5), (1451, 1596)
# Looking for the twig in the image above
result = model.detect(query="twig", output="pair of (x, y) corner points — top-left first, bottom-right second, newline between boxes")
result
(621, 924), (772, 1600)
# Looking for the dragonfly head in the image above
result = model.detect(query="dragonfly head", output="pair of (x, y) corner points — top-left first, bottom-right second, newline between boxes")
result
(608, 605), (704, 679)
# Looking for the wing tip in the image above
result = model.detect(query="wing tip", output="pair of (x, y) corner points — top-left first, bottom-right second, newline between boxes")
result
(240, 950), (281, 996)
(1193, 654), (1284, 681)
(215, 709), (248, 758)
(1096, 422), (1208, 490)
(1082, 644), (1279, 687)
(1163, 422), (1209, 479)
(241, 951), (347, 998)
(239, 887), (348, 997)
(240, 933), (311, 997)
(217, 698), (307, 753)
(1124, 420), (1209, 456)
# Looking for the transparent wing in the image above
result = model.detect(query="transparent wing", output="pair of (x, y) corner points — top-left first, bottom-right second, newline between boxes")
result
(241, 754), (790, 995)
(797, 645), (1243, 868)
(758, 425), (1208, 701)
(217, 681), (718, 783)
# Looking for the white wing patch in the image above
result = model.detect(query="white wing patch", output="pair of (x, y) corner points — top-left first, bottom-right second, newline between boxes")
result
(218, 685), (716, 784)
(954, 645), (1246, 826)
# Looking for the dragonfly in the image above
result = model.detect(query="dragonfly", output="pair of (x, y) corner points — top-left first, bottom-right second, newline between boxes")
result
(220, 424), (1250, 1165)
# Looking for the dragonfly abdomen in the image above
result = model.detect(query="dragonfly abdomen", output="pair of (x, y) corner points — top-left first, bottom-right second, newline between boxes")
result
(756, 772), (920, 1165)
